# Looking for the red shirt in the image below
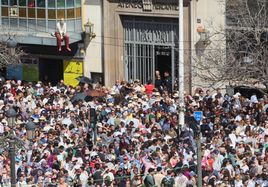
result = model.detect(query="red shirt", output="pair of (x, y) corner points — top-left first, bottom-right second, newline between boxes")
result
(145, 84), (154, 95)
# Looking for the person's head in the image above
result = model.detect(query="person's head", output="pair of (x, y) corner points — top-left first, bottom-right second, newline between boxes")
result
(164, 71), (169, 77)
(60, 18), (64, 25)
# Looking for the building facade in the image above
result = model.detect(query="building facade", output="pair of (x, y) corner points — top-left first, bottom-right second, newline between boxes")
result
(103, 0), (192, 92)
(0, 0), (102, 86)
(0, 0), (226, 91)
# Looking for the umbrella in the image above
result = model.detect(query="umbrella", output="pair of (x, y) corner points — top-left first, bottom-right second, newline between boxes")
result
(71, 92), (87, 102)
(71, 92), (94, 103)
(76, 76), (92, 84)
(86, 89), (106, 97)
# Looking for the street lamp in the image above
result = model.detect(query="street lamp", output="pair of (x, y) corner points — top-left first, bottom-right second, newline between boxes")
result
(6, 107), (17, 187)
(84, 20), (96, 40)
(6, 108), (16, 128)
(7, 38), (17, 56)
(26, 120), (36, 141)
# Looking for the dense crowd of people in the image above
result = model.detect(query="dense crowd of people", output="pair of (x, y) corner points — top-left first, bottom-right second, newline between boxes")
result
(0, 74), (267, 187)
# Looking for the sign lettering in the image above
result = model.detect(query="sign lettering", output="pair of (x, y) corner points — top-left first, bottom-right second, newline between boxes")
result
(117, 0), (178, 11)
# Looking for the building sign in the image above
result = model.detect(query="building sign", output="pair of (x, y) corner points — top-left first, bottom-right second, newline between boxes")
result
(118, 0), (179, 11)
(63, 60), (83, 87)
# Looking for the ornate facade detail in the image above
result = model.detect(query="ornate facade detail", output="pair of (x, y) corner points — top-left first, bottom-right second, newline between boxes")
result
(142, 0), (152, 11)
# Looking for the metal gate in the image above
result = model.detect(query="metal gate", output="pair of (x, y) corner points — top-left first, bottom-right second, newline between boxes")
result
(123, 16), (178, 84)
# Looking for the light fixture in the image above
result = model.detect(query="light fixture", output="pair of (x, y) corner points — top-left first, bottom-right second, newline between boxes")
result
(84, 20), (96, 39)
(6, 107), (17, 129)
(26, 120), (36, 141)
(74, 43), (85, 59)
(7, 38), (17, 56)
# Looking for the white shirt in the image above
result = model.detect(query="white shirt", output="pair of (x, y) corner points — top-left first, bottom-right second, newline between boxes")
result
(234, 179), (243, 187)
(56, 22), (67, 36)
(175, 174), (188, 187)
(80, 171), (89, 187)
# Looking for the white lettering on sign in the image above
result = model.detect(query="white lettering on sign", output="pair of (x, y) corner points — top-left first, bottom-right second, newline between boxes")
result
(117, 1), (178, 11)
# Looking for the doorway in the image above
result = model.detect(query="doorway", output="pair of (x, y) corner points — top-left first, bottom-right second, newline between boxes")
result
(123, 16), (178, 85)
(155, 46), (172, 78)
(39, 59), (63, 85)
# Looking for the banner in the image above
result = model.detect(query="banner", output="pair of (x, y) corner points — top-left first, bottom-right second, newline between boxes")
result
(22, 64), (39, 82)
(7, 64), (39, 82)
(6, 64), (23, 80)
(63, 60), (83, 87)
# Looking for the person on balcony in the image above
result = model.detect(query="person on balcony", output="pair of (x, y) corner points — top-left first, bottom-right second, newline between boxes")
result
(55, 18), (71, 52)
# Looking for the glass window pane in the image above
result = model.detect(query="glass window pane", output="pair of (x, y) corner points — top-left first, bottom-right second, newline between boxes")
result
(76, 7), (81, 18)
(48, 0), (55, 8)
(67, 9), (74, 18)
(19, 8), (26, 17)
(28, 8), (36, 18)
(37, 9), (45, 18)
(19, 19), (27, 30)
(28, 0), (35, 7)
(75, 0), (81, 7)
(10, 0), (18, 6)
(48, 9), (56, 19)
(10, 18), (18, 27)
(57, 0), (65, 8)
(2, 0), (8, 5)
(37, 20), (46, 31)
(75, 19), (82, 32)
(57, 9), (65, 19)
(48, 20), (56, 32)
(1, 7), (8, 16)
(2, 18), (9, 26)
(67, 0), (74, 8)
(67, 20), (75, 32)
(19, 0), (26, 6)
(37, 0), (45, 7)
(28, 19), (36, 31)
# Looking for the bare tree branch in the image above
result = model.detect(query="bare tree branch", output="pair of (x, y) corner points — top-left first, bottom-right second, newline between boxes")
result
(194, 0), (268, 89)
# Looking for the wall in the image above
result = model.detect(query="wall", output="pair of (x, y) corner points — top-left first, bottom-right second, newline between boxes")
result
(190, 0), (226, 91)
(103, 0), (191, 88)
(83, 0), (103, 78)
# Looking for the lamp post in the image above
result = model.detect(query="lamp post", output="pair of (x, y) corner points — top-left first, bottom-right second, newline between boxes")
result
(6, 107), (17, 187)
(7, 38), (17, 56)
(26, 120), (36, 141)
(178, 0), (185, 130)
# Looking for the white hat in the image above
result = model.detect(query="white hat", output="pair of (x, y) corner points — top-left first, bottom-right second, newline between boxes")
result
(33, 118), (39, 123)
(173, 93), (179, 98)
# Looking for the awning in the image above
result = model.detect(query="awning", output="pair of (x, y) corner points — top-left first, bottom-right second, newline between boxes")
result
(0, 31), (82, 46)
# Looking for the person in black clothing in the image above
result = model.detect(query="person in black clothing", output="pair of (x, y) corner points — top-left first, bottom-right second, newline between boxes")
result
(92, 163), (104, 186)
(114, 168), (127, 187)
(163, 71), (172, 94)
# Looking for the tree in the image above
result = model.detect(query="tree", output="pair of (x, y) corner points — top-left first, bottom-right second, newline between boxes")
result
(0, 28), (24, 69)
(194, 0), (268, 89)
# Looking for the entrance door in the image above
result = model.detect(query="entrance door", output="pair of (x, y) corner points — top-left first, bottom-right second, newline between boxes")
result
(123, 16), (178, 85)
(39, 59), (63, 85)
(155, 46), (172, 78)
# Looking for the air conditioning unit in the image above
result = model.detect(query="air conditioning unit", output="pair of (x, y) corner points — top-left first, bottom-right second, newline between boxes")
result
(9, 8), (18, 17)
